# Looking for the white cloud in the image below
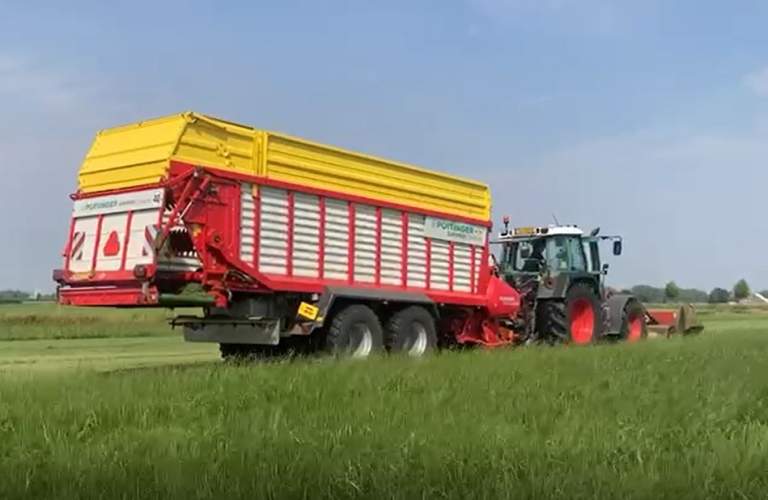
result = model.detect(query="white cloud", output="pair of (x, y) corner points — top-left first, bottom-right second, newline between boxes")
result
(744, 66), (768, 97)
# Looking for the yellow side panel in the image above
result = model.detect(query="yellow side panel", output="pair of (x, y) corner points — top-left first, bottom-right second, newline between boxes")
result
(78, 115), (186, 193)
(264, 133), (490, 220)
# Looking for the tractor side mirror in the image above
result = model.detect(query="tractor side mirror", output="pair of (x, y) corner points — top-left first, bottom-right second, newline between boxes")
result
(602, 263), (610, 274)
(613, 240), (622, 256)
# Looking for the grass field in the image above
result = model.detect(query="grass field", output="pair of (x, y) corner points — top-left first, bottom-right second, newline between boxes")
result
(0, 304), (767, 499)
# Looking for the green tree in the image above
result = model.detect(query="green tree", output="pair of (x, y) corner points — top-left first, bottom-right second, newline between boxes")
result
(708, 287), (730, 304)
(631, 285), (664, 303)
(733, 279), (751, 302)
(678, 288), (708, 303)
(664, 281), (680, 303)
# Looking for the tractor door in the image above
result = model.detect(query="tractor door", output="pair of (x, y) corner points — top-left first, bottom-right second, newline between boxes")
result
(582, 238), (601, 274)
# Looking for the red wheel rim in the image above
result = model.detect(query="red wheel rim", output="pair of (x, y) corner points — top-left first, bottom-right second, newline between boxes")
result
(570, 298), (594, 344)
(627, 315), (643, 342)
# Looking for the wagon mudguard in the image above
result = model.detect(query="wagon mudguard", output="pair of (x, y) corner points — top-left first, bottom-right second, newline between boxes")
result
(311, 286), (435, 331)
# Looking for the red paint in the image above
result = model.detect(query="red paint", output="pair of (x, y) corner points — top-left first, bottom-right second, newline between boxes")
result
(103, 231), (121, 257)
(142, 225), (156, 257)
(400, 212), (409, 287)
(646, 309), (677, 326)
(470, 246), (476, 293)
(57, 167), (514, 342)
(167, 161), (491, 227)
(448, 242), (454, 292)
(59, 285), (159, 306)
(318, 196), (326, 279)
(120, 211), (134, 271)
(69, 232), (86, 264)
(63, 218), (77, 270)
(570, 298), (595, 344)
(478, 231), (490, 292)
(253, 187), (260, 271)
(348, 202), (356, 284)
(375, 207), (382, 286)
(287, 191), (295, 277)
(425, 238), (432, 290)
(627, 314), (643, 342)
(91, 215), (104, 271)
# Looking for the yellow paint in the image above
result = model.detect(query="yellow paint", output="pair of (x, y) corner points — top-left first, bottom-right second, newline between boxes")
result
(297, 302), (320, 321)
(77, 112), (491, 220)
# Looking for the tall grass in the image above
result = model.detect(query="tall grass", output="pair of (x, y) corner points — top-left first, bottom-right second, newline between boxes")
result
(0, 323), (766, 499)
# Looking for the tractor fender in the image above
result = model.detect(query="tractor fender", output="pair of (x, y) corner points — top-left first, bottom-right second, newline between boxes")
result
(603, 294), (641, 335)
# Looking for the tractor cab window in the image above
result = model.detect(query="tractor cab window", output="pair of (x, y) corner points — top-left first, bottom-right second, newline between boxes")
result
(504, 239), (547, 272)
(520, 239), (546, 271)
(583, 239), (600, 272)
(546, 237), (569, 271)
(544, 236), (587, 272)
(567, 237), (587, 271)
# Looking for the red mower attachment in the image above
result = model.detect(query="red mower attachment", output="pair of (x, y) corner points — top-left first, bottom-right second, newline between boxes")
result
(645, 304), (704, 337)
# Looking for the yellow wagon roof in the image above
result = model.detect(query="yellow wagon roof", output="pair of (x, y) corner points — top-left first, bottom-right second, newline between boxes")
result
(78, 112), (491, 221)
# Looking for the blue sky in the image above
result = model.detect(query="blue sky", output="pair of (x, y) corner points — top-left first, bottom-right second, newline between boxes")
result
(1, 0), (768, 292)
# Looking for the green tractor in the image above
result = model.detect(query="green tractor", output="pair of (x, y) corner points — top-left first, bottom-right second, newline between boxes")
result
(495, 220), (647, 345)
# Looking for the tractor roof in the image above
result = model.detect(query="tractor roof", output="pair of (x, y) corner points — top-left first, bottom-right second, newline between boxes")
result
(497, 225), (584, 241)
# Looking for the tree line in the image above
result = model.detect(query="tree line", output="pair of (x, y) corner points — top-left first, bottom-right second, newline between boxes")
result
(1, 280), (764, 306)
(0, 290), (56, 304)
(626, 279), (758, 304)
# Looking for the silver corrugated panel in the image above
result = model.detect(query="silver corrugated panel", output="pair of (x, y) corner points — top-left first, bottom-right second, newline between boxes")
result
(430, 239), (450, 290)
(293, 193), (320, 277)
(354, 204), (376, 283)
(452, 244), (472, 292)
(380, 209), (403, 285)
(323, 198), (349, 280)
(407, 214), (427, 288)
(240, 183), (255, 264)
(259, 187), (288, 274)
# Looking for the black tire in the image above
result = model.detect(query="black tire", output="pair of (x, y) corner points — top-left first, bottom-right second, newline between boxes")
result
(619, 300), (647, 342)
(384, 306), (438, 357)
(325, 304), (384, 358)
(540, 283), (601, 344)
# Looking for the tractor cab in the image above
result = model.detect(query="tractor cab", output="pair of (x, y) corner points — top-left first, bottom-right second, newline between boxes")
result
(496, 223), (621, 288)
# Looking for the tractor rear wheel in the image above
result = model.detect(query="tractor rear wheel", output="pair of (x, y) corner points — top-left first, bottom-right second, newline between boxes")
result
(541, 284), (601, 345)
(385, 306), (438, 357)
(325, 304), (384, 358)
(620, 300), (647, 342)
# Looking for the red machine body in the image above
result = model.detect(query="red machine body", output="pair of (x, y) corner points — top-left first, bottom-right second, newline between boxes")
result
(55, 162), (521, 346)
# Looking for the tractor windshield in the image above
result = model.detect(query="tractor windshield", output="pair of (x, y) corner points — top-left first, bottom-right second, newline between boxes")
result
(503, 235), (588, 273)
